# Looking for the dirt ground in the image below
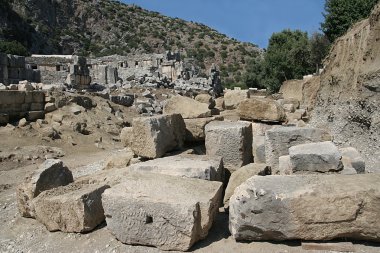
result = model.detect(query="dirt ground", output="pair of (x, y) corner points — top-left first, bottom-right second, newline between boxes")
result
(0, 118), (380, 253)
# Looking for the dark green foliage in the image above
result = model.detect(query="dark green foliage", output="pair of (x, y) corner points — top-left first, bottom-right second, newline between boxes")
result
(243, 29), (329, 93)
(0, 40), (29, 56)
(264, 30), (313, 92)
(309, 32), (331, 72)
(321, 0), (378, 42)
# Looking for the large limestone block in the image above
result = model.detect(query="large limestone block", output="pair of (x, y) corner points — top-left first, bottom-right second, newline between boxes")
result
(223, 163), (270, 206)
(195, 94), (215, 109)
(253, 135), (266, 163)
(251, 123), (276, 163)
(102, 172), (223, 251)
(238, 98), (286, 122)
(163, 95), (211, 119)
(131, 114), (186, 159)
(340, 147), (366, 174)
(265, 127), (332, 174)
(17, 159), (73, 218)
(104, 148), (135, 169)
(224, 90), (249, 110)
(34, 182), (110, 233)
(205, 121), (253, 172)
(278, 155), (292, 175)
(120, 127), (133, 147)
(128, 154), (224, 181)
(289, 141), (343, 173)
(184, 116), (223, 142)
(230, 174), (380, 242)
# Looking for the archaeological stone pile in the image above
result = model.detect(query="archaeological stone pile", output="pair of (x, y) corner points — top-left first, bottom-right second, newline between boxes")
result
(6, 4), (380, 249)
(14, 84), (379, 251)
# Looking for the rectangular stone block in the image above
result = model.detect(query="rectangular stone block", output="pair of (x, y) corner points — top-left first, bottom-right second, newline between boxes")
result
(289, 141), (343, 173)
(30, 102), (44, 111)
(102, 172), (223, 251)
(131, 114), (186, 159)
(34, 182), (109, 233)
(265, 127), (332, 174)
(230, 174), (380, 242)
(0, 91), (25, 104)
(0, 113), (9, 125)
(184, 116), (223, 142)
(224, 90), (250, 109)
(32, 91), (45, 103)
(128, 154), (224, 181)
(0, 53), (8, 65)
(17, 159), (73, 218)
(27, 111), (44, 121)
(205, 121), (252, 172)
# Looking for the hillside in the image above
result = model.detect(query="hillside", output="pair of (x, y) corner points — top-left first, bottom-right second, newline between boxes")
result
(308, 2), (380, 171)
(0, 0), (260, 86)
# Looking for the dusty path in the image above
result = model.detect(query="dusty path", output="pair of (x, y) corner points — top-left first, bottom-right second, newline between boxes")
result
(1, 128), (379, 253)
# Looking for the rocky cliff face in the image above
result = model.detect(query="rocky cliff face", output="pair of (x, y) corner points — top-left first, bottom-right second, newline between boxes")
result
(0, 0), (259, 81)
(310, 3), (380, 171)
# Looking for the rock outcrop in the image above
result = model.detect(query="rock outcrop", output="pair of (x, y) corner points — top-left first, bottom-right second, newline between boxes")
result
(309, 3), (380, 171)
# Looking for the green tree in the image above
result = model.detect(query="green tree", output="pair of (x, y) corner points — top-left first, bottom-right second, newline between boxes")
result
(321, 0), (378, 42)
(263, 29), (313, 92)
(0, 40), (29, 56)
(309, 32), (331, 72)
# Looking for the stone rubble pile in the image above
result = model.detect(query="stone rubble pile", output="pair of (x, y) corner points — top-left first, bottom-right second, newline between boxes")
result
(13, 77), (378, 251)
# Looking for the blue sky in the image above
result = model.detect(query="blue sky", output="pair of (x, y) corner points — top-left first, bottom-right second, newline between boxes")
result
(121, 0), (326, 48)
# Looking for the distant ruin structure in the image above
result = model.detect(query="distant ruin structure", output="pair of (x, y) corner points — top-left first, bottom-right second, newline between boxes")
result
(0, 53), (40, 85)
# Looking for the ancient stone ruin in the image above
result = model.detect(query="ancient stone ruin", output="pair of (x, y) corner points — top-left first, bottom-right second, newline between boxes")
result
(2, 6), (380, 250)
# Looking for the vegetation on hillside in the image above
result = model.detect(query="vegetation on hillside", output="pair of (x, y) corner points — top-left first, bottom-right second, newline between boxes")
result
(321, 0), (379, 42)
(0, 0), (259, 85)
(244, 30), (330, 92)
(245, 0), (378, 92)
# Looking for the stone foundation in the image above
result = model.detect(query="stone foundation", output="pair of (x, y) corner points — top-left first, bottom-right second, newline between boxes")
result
(0, 90), (45, 125)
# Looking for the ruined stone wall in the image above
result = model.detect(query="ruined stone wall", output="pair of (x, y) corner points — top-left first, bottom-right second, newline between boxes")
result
(0, 90), (45, 125)
(0, 53), (40, 85)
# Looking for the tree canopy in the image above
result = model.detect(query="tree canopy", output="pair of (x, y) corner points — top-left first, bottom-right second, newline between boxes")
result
(243, 29), (329, 92)
(0, 41), (30, 56)
(321, 0), (379, 42)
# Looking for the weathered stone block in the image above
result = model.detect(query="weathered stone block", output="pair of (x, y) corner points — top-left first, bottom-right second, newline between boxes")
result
(340, 147), (366, 174)
(0, 113), (9, 125)
(30, 102), (44, 111)
(128, 154), (224, 181)
(32, 91), (45, 103)
(120, 127), (133, 147)
(224, 90), (249, 110)
(230, 174), (380, 242)
(27, 111), (44, 121)
(131, 114), (186, 159)
(16, 159), (73, 218)
(238, 98), (286, 122)
(224, 163), (270, 206)
(102, 172), (223, 251)
(253, 135), (266, 163)
(205, 121), (253, 172)
(110, 95), (134, 107)
(0, 91), (25, 104)
(104, 148), (134, 169)
(278, 155), (292, 175)
(34, 182), (110, 232)
(195, 94), (215, 109)
(265, 127), (332, 174)
(163, 95), (211, 119)
(184, 116), (223, 142)
(289, 141), (343, 173)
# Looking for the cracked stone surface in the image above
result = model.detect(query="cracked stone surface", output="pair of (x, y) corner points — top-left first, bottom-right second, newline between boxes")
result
(229, 174), (380, 242)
